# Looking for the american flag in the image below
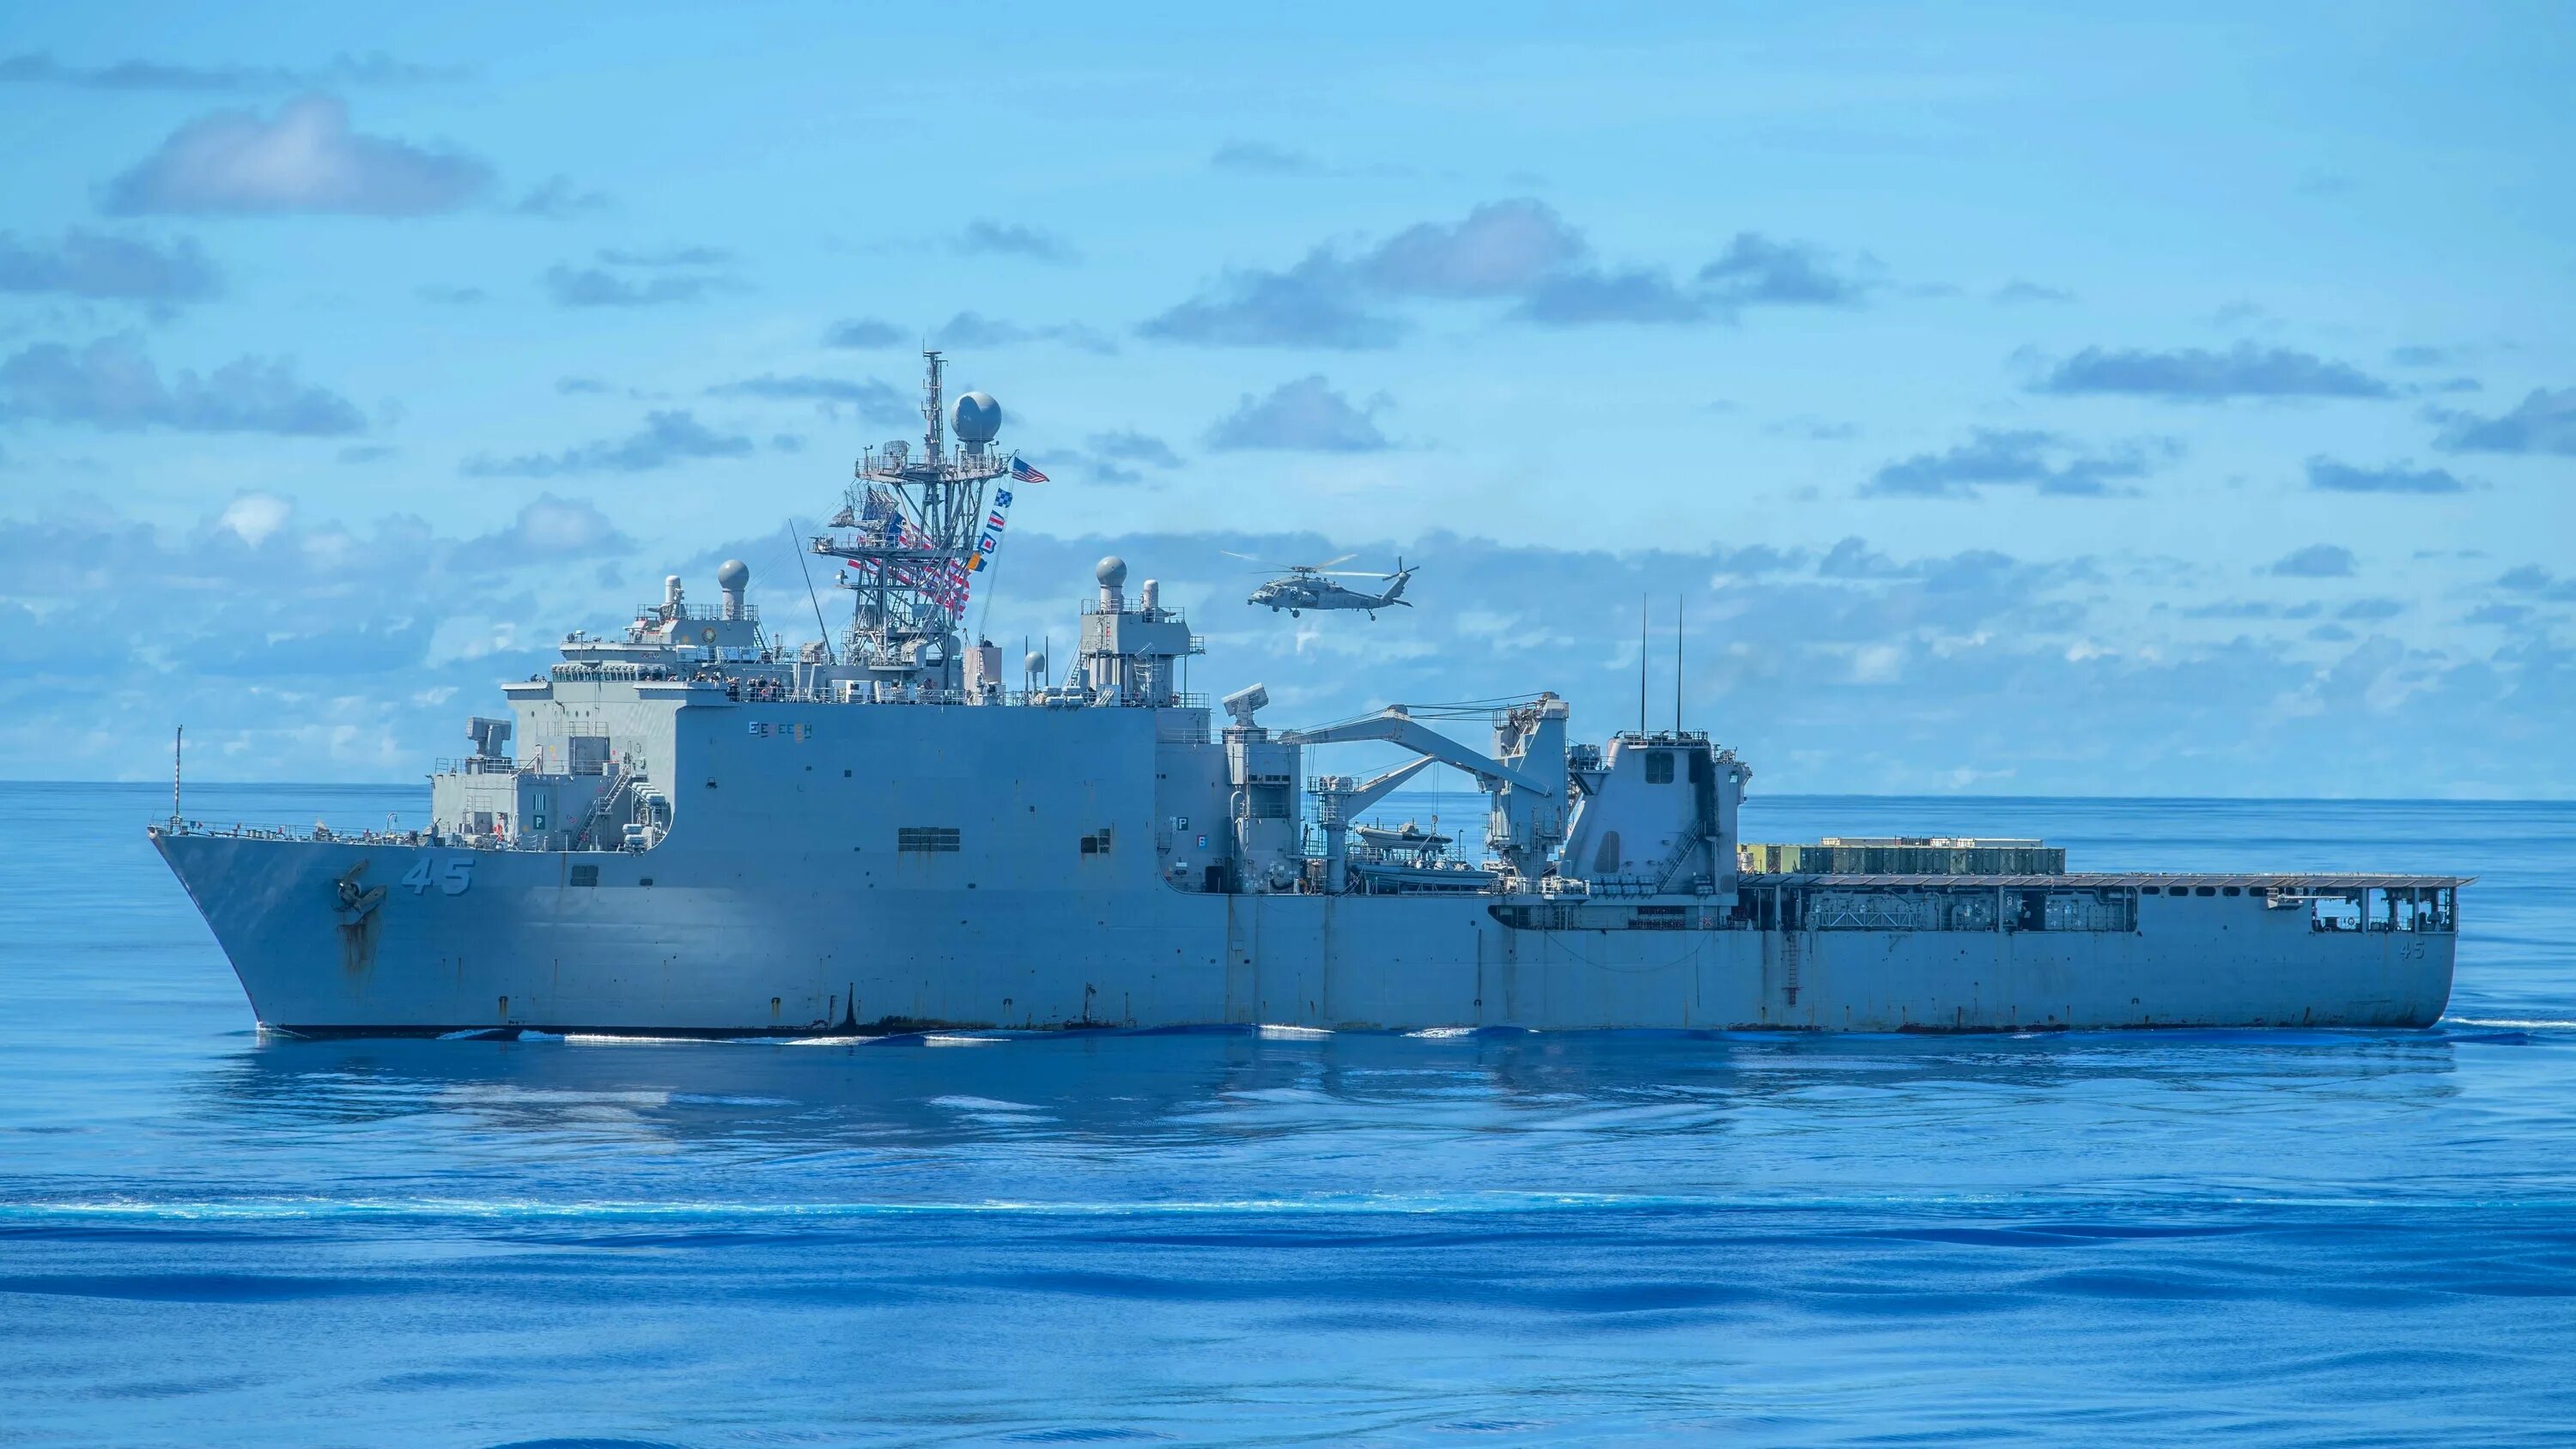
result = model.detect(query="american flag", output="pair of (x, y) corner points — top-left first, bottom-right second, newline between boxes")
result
(1008, 454), (1049, 484)
(845, 495), (970, 614)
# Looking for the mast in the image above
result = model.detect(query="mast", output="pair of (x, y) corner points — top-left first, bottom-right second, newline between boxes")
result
(806, 348), (1007, 688)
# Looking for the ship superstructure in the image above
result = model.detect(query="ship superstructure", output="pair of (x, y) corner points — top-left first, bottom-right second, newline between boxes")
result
(151, 354), (2467, 1036)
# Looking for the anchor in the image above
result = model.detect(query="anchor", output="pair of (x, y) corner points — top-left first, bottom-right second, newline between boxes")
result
(334, 860), (386, 925)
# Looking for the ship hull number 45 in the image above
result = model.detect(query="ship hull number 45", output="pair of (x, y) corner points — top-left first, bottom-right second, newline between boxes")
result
(400, 855), (475, 895)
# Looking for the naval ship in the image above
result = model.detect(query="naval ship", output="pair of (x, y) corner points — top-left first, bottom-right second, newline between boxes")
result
(152, 354), (2466, 1036)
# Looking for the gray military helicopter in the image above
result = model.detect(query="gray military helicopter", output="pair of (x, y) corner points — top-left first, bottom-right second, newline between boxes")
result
(1229, 551), (1417, 618)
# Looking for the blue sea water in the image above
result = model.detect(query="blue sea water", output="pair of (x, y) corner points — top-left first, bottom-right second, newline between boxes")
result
(3, 782), (2573, 1446)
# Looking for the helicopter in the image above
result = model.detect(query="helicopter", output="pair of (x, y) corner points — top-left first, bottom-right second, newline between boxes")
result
(1227, 552), (1418, 618)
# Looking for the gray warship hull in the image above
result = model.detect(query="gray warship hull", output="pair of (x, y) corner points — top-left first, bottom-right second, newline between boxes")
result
(153, 702), (2458, 1036)
(149, 349), (2465, 1035)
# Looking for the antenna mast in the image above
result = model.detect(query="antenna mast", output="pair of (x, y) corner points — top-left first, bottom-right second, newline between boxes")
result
(171, 724), (182, 824)
(923, 349), (945, 462)
(787, 520), (835, 664)
(1675, 597), (1684, 733)
(806, 348), (1007, 689)
(1637, 595), (1648, 736)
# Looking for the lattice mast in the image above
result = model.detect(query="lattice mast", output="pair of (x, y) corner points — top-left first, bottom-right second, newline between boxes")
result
(809, 349), (1007, 682)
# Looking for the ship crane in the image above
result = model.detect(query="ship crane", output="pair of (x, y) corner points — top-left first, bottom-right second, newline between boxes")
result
(1281, 707), (1557, 797)
(1308, 756), (1437, 894)
(1281, 700), (1568, 887)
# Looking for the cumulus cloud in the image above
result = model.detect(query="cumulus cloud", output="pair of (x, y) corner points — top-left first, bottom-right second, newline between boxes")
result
(2032, 343), (2393, 402)
(2304, 457), (2472, 494)
(1696, 232), (1868, 306)
(0, 228), (219, 304)
(460, 494), (634, 568)
(2494, 565), (2576, 601)
(705, 374), (913, 426)
(1210, 140), (1319, 176)
(1089, 430), (1182, 469)
(1363, 201), (1590, 298)
(4, 494), (2561, 793)
(1991, 280), (2074, 305)
(1138, 252), (1406, 349)
(1862, 428), (2170, 499)
(950, 220), (1077, 264)
(0, 51), (465, 92)
(1141, 200), (1864, 346)
(597, 245), (732, 267)
(962, 524), (2576, 797)
(2432, 387), (2576, 455)
(542, 266), (710, 307)
(0, 334), (362, 435)
(2182, 598), (2322, 621)
(2268, 544), (2357, 579)
(1513, 269), (1711, 326)
(1765, 416), (1861, 441)
(1058, 428), (1186, 484)
(512, 174), (611, 218)
(460, 410), (753, 476)
(101, 94), (493, 216)
(931, 311), (1116, 355)
(823, 317), (905, 349)
(0, 491), (668, 778)
(1206, 377), (1391, 452)
(538, 246), (738, 308)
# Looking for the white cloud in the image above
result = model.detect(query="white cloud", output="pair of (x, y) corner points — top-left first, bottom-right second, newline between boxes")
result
(102, 94), (493, 216)
(217, 492), (292, 546)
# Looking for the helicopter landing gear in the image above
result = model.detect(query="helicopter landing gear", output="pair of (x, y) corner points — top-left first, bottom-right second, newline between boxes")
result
(1290, 609), (1300, 617)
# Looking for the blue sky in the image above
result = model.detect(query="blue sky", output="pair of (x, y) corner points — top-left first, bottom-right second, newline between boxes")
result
(2, 2), (2570, 794)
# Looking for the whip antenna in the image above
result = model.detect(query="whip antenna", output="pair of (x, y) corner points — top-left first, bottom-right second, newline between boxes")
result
(787, 520), (835, 664)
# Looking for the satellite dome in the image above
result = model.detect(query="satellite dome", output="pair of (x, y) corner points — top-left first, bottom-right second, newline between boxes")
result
(952, 390), (1002, 444)
(1095, 555), (1129, 587)
(715, 559), (750, 591)
(1025, 652), (1047, 675)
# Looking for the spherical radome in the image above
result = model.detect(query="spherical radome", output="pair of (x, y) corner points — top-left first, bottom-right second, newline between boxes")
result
(953, 390), (1002, 443)
(1025, 652), (1048, 674)
(716, 559), (750, 591)
(1096, 555), (1129, 587)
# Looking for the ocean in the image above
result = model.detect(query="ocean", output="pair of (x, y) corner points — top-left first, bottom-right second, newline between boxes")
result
(3, 782), (2571, 1446)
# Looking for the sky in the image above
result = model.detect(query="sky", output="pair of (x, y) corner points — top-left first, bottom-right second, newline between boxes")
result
(1, 2), (2570, 795)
